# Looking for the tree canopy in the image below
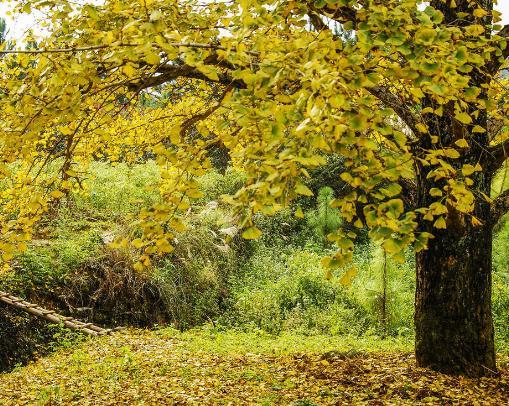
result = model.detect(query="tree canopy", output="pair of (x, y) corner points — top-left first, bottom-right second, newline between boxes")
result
(0, 0), (507, 267)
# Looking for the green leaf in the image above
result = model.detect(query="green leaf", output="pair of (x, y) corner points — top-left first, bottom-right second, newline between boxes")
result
(383, 238), (403, 254)
(415, 28), (437, 45)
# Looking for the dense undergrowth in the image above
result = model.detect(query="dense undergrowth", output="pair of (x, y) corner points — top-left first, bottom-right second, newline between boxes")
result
(1, 161), (508, 372)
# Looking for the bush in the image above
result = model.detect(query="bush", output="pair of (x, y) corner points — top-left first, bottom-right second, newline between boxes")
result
(493, 216), (509, 351)
(74, 161), (161, 220)
(197, 168), (246, 202)
(227, 250), (373, 335)
(351, 246), (415, 336)
(151, 206), (251, 329)
(0, 305), (54, 372)
(2, 229), (103, 299)
(254, 209), (312, 248)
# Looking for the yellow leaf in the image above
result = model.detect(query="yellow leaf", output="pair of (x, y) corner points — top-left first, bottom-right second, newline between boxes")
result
(473, 8), (488, 18)
(444, 148), (460, 159)
(133, 261), (145, 272)
(471, 216), (483, 227)
(132, 238), (144, 249)
(462, 164), (476, 176)
(242, 226), (262, 240)
(434, 216), (447, 229)
(339, 267), (357, 286)
(50, 190), (65, 199)
(455, 139), (469, 148)
(455, 111), (472, 124)
(415, 123), (428, 133)
(122, 64), (137, 77)
(59, 126), (74, 136)
(295, 183), (313, 196)
(198, 65), (220, 81)
(430, 188), (442, 197)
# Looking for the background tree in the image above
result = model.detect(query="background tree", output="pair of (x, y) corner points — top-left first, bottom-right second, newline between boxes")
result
(1, 0), (508, 376)
(0, 18), (6, 45)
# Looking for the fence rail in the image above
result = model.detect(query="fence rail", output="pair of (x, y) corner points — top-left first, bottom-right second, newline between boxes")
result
(0, 290), (116, 336)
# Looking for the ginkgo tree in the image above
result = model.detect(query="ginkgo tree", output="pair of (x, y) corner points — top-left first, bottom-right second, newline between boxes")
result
(1, 0), (509, 377)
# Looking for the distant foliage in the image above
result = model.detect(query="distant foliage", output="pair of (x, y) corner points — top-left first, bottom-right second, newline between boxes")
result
(306, 187), (342, 244)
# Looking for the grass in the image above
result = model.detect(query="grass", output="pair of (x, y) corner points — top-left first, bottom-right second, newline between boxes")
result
(158, 326), (413, 355)
(0, 328), (507, 405)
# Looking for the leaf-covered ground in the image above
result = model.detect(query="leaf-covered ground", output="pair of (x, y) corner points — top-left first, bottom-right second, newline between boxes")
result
(1, 329), (508, 405)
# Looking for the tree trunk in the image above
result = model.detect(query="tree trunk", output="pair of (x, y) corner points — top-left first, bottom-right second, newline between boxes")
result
(414, 174), (496, 376)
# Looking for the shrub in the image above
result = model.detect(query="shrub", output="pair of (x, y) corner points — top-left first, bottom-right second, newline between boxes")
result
(227, 250), (373, 335)
(306, 186), (342, 244)
(74, 161), (161, 220)
(2, 229), (103, 299)
(493, 216), (509, 351)
(351, 246), (415, 336)
(254, 209), (311, 248)
(152, 206), (249, 329)
(0, 305), (54, 372)
(197, 168), (246, 202)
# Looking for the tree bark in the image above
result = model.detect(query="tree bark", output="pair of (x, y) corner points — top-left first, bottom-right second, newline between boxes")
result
(414, 154), (496, 376)
(415, 221), (496, 376)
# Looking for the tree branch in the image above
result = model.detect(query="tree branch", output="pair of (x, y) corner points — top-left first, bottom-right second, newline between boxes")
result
(307, 3), (358, 26)
(491, 189), (509, 224)
(127, 55), (246, 92)
(367, 86), (420, 135)
(485, 138), (509, 173)
(0, 42), (259, 56)
(308, 11), (329, 32)
(179, 84), (232, 137)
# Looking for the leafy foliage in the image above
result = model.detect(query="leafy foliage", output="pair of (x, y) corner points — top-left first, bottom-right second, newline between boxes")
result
(306, 187), (342, 243)
(0, 0), (507, 269)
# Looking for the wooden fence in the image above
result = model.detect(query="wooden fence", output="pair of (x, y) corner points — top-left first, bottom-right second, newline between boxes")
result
(0, 290), (116, 336)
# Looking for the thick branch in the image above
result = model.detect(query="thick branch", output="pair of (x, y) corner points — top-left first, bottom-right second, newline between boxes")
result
(308, 11), (329, 32)
(367, 86), (420, 135)
(308, 3), (358, 26)
(127, 57), (245, 92)
(491, 189), (509, 224)
(485, 138), (509, 173)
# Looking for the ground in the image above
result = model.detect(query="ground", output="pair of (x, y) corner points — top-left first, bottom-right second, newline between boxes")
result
(1, 329), (508, 405)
